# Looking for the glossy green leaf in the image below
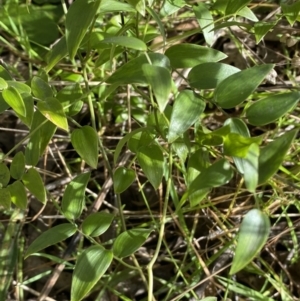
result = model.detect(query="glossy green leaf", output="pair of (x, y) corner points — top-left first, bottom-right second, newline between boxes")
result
(71, 126), (99, 169)
(126, 0), (145, 16)
(56, 83), (83, 116)
(160, 0), (186, 16)
(168, 90), (205, 143)
(37, 97), (68, 131)
(214, 64), (274, 108)
(22, 168), (46, 204)
(82, 212), (114, 237)
(188, 63), (240, 90)
(25, 224), (77, 258)
(225, 0), (251, 15)
(142, 65), (172, 112)
(189, 159), (233, 195)
(99, 0), (135, 12)
(137, 144), (164, 189)
(113, 228), (152, 258)
(45, 37), (68, 73)
(0, 188), (11, 209)
(224, 118), (252, 175)
(258, 129), (297, 184)
(31, 76), (53, 100)
(114, 127), (149, 164)
(0, 78), (7, 90)
(246, 92), (300, 126)
(193, 3), (214, 46)
(10, 151), (25, 180)
(230, 209), (270, 275)
(7, 180), (27, 209)
(223, 133), (262, 158)
(242, 143), (259, 193)
(0, 66), (12, 80)
(187, 149), (210, 206)
(106, 53), (170, 85)
(71, 246), (113, 301)
(254, 21), (277, 44)
(6, 81), (31, 94)
(281, 1), (300, 26)
(18, 93), (34, 128)
(238, 6), (258, 21)
(113, 167), (136, 194)
(25, 111), (56, 166)
(165, 44), (227, 69)
(225, 118), (250, 137)
(100, 36), (147, 51)
(0, 163), (10, 187)
(62, 172), (90, 220)
(2, 86), (26, 117)
(146, 6), (166, 45)
(66, 0), (101, 60)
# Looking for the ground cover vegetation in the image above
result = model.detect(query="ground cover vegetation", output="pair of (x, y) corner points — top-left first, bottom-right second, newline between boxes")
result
(0, 0), (300, 300)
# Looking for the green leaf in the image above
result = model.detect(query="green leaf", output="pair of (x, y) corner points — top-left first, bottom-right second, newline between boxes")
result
(238, 6), (258, 21)
(37, 97), (68, 131)
(193, 3), (214, 46)
(223, 133), (262, 158)
(22, 168), (46, 204)
(258, 129), (297, 184)
(25, 111), (56, 166)
(45, 37), (68, 73)
(6, 81), (31, 94)
(126, 0), (145, 16)
(113, 127), (150, 164)
(215, 64), (275, 109)
(61, 172), (90, 220)
(246, 92), (300, 126)
(281, 1), (300, 26)
(0, 78), (8, 89)
(188, 63), (240, 90)
(137, 144), (164, 189)
(99, 0), (135, 12)
(71, 126), (99, 169)
(230, 209), (270, 275)
(187, 149), (210, 206)
(31, 76), (53, 100)
(113, 228), (152, 258)
(168, 90), (205, 143)
(18, 93), (34, 128)
(66, 0), (101, 60)
(82, 212), (114, 237)
(10, 151), (25, 180)
(225, 0), (251, 15)
(0, 188), (11, 209)
(160, 0), (186, 16)
(113, 167), (136, 194)
(100, 36), (147, 51)
(71, 246), (113, 301)
(142, 65), (172, 112)
(56, 83), (83, 116)
(165, 44), (227, 68)
(0, 66), (12, 80)
(2, 86), (26, 117)
(7, 181), (27, 209)
(254, 21), (277, 44)
(189, 159), (233, 195)
(0, 163), (10, 188)
(242, 143), (259, 193)
(106, 53), (170, 85)
(25, 224), (77, 258)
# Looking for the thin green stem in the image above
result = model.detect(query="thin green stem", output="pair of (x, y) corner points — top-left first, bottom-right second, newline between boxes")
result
(147, 145), (172, 301)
